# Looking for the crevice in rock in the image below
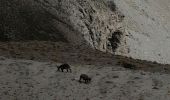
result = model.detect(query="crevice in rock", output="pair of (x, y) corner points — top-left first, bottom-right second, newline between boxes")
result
(107, 0), (117, 12)
(108, 30), (123, 52)
(84, 22), (96, 48)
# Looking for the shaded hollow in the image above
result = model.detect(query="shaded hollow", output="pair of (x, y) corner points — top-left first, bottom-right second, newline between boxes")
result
(108, 30), (123, 52)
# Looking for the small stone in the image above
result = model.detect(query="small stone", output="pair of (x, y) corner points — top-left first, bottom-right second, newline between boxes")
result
(113, 76), (119, 78)
(105, 81), (113, 84)
(152, 87), (159, 89)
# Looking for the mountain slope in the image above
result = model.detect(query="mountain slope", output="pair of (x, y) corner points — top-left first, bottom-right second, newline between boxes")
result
(113, 0), (170, 64)
(0, 56), (170, 100)
(0, 0), (123, 52)
(1, 0), (170, 64)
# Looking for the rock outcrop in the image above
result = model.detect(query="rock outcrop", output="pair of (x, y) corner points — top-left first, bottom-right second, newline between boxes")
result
(113, 0), (170, 64)
(1, 0), (170, 64)
(0, 0), (124, 52)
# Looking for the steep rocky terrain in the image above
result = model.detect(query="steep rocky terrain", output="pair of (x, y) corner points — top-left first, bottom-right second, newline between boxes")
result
(1, 0), (170, 64)
(1, 0), (170, 99)
(114, 0), (170, 64)
(0, 0), (124, 52)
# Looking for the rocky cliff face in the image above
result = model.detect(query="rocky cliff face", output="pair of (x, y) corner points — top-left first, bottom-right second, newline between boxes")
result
(0, 0), (170, 64)
(0, 0), (124, 52)
(113, 0), (170, 64)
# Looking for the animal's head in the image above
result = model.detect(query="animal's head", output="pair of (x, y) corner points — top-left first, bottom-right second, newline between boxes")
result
(88, 77), (92, 81)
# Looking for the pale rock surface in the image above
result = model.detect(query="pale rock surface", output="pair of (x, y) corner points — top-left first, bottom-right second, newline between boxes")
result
(1, 0), (170, 64)
(113, 0), (170, 64)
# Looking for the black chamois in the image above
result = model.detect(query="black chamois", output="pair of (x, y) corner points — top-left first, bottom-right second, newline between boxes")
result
(57, 64), (72, 72)
(79, 74), (91, 83)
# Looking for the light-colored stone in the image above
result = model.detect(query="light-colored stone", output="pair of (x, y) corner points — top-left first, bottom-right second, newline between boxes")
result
(113, 0), (170, 64)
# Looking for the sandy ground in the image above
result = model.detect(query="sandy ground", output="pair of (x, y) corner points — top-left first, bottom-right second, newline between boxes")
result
(0, 56), (170, 100)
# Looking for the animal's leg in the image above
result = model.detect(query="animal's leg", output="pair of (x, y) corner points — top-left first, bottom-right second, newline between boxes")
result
(62, 69), (64, 72)
(57, 67), (60, 71)
(79, 77), (82, 82)
(67, 69), (68, 72)
(85, 79), (87, 83)
(87, 79), (89, 83)
(70, 69), (72, 73)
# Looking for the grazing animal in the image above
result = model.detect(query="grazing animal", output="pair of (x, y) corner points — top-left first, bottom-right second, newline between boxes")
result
(79, 74), (91, 83)
(57, 64), (72, 72)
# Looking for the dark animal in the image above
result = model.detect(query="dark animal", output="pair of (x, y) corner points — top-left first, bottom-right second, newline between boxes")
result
(57, 64), (72, 72)
(122, 63), (136, 69)
(79, 74), (91, 83)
